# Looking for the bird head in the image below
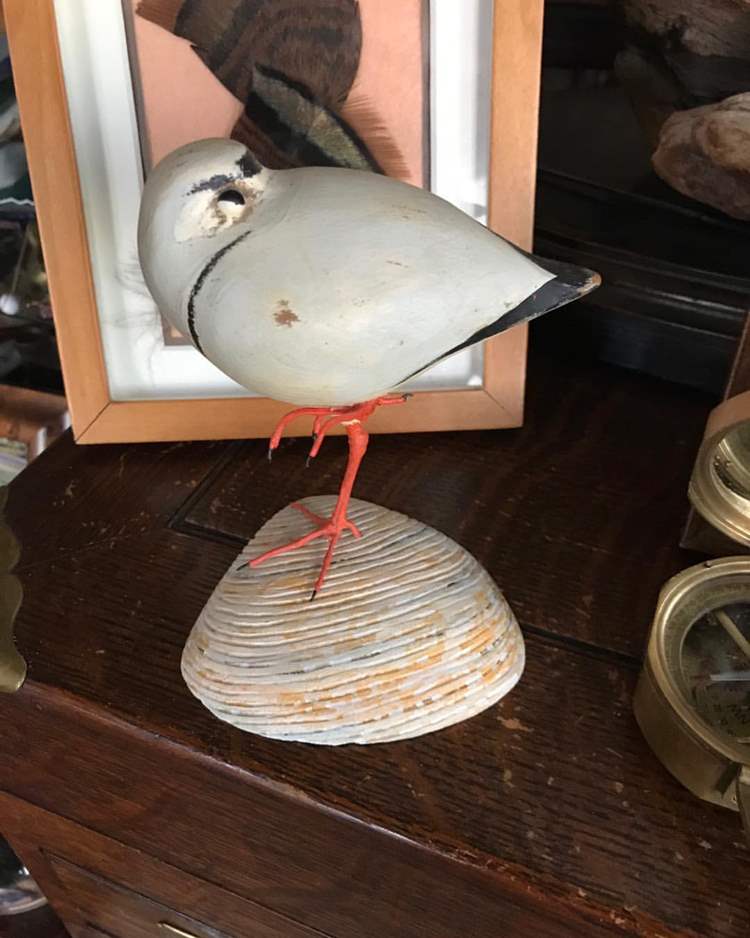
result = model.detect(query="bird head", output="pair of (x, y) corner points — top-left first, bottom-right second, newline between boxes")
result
(137, 138), (269, 340)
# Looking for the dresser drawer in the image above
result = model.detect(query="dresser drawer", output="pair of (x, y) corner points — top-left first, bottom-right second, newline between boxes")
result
(0, 793), (326, 938)
(49, 856), (233, 938)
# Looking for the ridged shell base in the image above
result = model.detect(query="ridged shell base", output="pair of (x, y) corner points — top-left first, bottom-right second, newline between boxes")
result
(182, 496), (524, 745)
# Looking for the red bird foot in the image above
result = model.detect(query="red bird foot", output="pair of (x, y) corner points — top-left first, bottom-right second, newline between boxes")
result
(240, 395), (408, 599)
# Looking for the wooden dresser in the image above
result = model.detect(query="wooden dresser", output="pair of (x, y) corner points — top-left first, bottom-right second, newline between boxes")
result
(1, 348), (747, 938)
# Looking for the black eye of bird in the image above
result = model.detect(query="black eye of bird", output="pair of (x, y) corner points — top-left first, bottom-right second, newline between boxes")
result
(217, 188), (245, 206)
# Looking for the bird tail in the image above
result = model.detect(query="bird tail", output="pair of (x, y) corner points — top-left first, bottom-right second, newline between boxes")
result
(397, 255), (600, 384)
(439, 255), (601, 359)
(493, 254), (600, 331)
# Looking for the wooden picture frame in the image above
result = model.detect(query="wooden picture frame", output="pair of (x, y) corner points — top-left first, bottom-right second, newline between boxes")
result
(5, 0), (544, 444)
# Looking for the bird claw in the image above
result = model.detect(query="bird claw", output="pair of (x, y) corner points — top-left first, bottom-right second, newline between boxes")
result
(257, 395), (411, 595)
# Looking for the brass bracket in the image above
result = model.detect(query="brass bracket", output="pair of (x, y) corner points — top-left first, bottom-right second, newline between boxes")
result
(0, 487), (26, 693)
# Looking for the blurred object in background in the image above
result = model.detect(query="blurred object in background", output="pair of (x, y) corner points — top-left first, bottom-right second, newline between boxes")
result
(0, 222), (50, 320)
(0, 34), (32, 217)
(0, 220), (60, 397)
(533, 0), (750, 396)
(652, 92), (750, 222)
(617, 0), (750, 221)
(0, 219), (65, 480)
(0, 837), (45, 917)
(0, 835), (68, 938)
(0, 386), (68, 483)
(0, 438), (25, 485)
(0, 26), (66, 477)
(616, 0), (750, 140)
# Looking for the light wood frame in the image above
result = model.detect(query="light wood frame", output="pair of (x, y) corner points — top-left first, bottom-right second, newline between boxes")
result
(5, 0), (544, 444)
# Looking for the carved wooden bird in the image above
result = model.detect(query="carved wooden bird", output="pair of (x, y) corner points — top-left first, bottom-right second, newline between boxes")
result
(138, 138), (600, 596)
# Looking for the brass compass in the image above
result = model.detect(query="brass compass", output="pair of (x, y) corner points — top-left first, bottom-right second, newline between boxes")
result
(634, 557), (750, 839)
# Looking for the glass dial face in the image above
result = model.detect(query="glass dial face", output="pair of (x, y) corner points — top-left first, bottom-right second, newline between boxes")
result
(680, 602), (750, 749)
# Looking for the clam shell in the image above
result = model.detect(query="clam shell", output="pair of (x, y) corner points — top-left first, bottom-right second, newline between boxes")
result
(182, 496), (524, 745)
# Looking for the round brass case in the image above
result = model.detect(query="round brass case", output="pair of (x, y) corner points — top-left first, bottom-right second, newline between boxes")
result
(689, 408), (750, 547)
(634, 557), (750, 839)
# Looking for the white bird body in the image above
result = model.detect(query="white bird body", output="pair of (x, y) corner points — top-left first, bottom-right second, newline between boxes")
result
(138, 138), (599, 597)
(138, 139), (590, 406)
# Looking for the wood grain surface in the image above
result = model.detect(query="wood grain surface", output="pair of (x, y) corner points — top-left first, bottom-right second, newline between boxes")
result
(3, 348), (745, 938)
(1, 795), (325, 938)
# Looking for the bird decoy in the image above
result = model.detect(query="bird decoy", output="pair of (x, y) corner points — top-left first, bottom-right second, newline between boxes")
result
(138, 138), (600, 598)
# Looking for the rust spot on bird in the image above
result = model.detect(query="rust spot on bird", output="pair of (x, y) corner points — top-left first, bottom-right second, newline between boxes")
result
(274, 299), (299, 327)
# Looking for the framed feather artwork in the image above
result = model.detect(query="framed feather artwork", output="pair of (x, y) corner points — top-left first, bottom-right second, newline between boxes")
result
(5, 0), (544, 443)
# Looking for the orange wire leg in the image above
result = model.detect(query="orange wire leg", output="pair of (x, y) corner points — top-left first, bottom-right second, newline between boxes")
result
(245, 395), (408, 599)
